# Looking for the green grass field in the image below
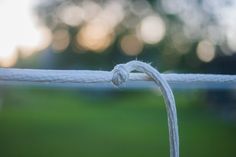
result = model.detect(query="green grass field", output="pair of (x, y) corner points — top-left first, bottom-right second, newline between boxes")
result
(0, 88), (235, 157)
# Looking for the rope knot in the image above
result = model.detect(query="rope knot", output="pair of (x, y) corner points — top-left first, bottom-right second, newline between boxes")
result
(112, 64), (129, 87)
(111, 60), (179, 157)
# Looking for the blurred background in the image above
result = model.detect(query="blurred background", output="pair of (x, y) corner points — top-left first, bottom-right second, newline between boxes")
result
(0, 0), (236, 156)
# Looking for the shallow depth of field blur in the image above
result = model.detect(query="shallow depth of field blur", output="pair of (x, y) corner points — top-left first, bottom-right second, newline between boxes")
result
(0, 0), (236, 157)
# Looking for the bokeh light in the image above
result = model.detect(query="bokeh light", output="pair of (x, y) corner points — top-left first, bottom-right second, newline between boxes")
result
(58, 5), (84, 27)
(82, 1), (102, 22)
(138, 15), (166, 44)
(1, 0), (236, 66)
(98, 1), (125, 29)
(120, 34), (143, 56)
(226, 29), (236, 52)
(197, 40), (215, 62)
(51, 29), (70, 52)
(129, 0), (151, 16)
(76, 21), (114, 52)
(1, 1), (236, 157)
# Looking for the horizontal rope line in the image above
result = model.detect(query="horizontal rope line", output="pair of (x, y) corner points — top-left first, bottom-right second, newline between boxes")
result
(0, 68), (236, 89)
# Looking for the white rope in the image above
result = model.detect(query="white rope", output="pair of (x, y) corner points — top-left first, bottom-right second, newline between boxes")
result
(112, 61), (179, 157)
(0, 67), (236, 89)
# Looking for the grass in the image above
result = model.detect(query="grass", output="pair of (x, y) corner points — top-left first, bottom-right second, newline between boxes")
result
(0, 87), (235, 157)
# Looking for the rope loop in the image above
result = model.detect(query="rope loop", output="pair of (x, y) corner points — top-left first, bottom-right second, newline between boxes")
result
(111, 60), (179, 157)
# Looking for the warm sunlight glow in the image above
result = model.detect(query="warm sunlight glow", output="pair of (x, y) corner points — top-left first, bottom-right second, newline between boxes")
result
(0, 46), (17, 67)
(20, 26), (52, 58)
(0, 0), (51, 66)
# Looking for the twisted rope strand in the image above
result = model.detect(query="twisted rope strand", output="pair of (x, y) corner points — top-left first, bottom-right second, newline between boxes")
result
(112, 61), (179, 157)
(0, 68), (236, 89)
